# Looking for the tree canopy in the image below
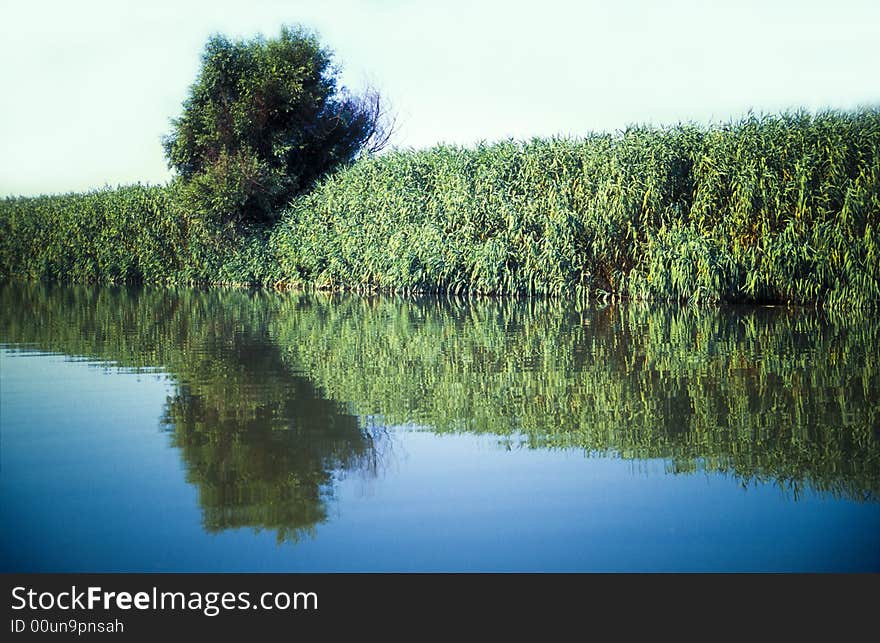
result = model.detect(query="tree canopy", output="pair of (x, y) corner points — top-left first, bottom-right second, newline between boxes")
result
(163, 25), (391, 224)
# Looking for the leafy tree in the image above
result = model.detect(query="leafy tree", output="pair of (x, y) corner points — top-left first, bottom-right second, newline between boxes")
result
(164, 25), (391, 224)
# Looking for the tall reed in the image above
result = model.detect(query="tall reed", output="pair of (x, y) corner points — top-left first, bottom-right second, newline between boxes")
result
(2, 108), (878, 306)
(273, 108), (880, 306)
(0, 183), (279, 285)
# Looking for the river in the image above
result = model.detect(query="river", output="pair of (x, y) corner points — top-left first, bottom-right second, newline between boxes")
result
(1, 283), (877, 571)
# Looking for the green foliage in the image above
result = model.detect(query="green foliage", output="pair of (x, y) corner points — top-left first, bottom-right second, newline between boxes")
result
(273, 108), (880, 306)
(2, 108), (878, 308)
(0, 184), (185, 284)
(0, 183), (280, 286)
(164, 25), (385, 224)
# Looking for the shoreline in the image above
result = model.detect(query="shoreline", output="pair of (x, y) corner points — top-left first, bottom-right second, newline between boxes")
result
(2, 108), (878, 308)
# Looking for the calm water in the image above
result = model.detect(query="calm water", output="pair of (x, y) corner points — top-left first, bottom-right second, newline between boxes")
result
(0, 283), (878, 572)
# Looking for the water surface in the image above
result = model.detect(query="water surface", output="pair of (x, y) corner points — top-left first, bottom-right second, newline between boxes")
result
(1, 283), (878, 571)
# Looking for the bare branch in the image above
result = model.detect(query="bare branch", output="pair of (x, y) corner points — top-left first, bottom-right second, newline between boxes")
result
(360, 87), (396, 154)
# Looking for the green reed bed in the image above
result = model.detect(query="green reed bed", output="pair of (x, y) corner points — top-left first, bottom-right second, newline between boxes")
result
(2, 108), (878, 306)
(0, 184), (182, 283)
(274, 108), (880, 306)
(0, 183), (279, 286)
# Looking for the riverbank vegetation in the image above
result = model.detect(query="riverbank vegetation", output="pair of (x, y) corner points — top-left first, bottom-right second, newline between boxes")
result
(274, 108), (880, 307)
(1, 26), (877, 307)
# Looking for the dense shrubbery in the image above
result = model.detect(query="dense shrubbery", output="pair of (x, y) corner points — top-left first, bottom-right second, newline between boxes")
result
(1, 108), (878, 307)
(0, 183), (279, 285)
(274, 108), (880, 307)
(0, 185), (184, 283)
(164, 25), (390, 225)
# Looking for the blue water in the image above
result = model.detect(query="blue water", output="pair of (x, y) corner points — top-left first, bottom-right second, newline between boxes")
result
(1, 284), (878, 571)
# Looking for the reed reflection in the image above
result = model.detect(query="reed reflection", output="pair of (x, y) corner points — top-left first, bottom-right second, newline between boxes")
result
(1, 282), (877, 551)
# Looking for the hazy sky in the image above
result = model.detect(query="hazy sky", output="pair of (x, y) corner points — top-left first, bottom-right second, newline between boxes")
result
(2, 0), (879, 196)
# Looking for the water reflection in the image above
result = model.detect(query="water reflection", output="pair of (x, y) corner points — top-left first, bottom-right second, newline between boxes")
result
(1, 282), (877, 544)
(1, 283), (385, 543)
(161, 335), (383, 543)
(269, 293), (879, 501)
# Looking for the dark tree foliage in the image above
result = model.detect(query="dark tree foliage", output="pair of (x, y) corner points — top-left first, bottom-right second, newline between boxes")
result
(163, 25), (391, 224)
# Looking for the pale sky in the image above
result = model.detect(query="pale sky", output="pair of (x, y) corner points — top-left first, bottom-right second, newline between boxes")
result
(2, 0), (879, 196)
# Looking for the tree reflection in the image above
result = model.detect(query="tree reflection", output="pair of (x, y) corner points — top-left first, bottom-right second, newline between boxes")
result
(0, 283), (385, 542)
(161, 338), (382, 542)
(1, 281), (877, 532)
(156, 298), (389, 543)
